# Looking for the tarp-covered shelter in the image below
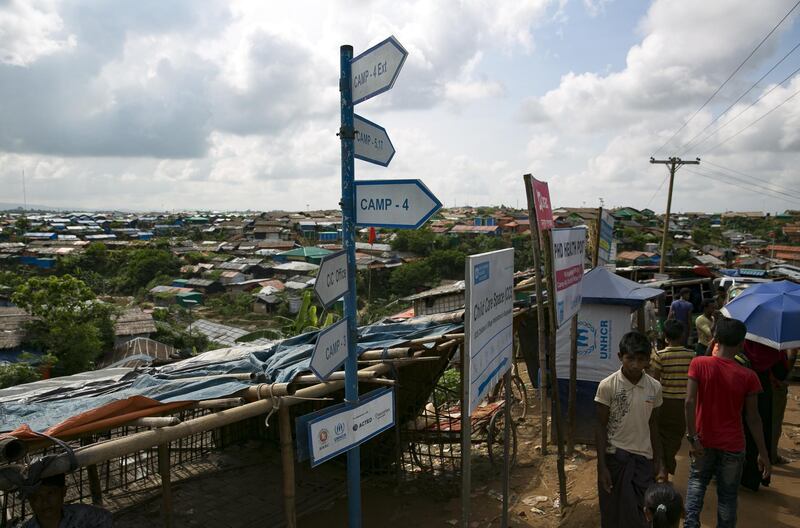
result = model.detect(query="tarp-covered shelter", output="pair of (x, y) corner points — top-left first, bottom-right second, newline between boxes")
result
(555, 267), (664, 444)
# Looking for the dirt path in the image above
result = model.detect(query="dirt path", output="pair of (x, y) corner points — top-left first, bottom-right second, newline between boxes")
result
(301, 384), (800, 527)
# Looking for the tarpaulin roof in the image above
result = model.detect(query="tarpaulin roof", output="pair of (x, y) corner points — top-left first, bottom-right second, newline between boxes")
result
(581, 267), (665, 307)
(0, 320), (461, 438)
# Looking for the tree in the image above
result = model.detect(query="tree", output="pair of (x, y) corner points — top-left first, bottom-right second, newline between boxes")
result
(12, 275), (115, 374)
(14, 217), (30, 234)
(389, 261), (437, 296)
(114, 248), (180, 294)
(390, 229), (440, 256)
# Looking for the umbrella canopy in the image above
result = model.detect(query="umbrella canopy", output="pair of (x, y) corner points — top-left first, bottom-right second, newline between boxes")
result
(720, 280), (800, 350)
(580, 267), (665, 307)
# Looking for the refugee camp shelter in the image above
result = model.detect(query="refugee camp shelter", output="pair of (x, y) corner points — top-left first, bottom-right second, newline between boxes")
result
(555, 267), (664, 444)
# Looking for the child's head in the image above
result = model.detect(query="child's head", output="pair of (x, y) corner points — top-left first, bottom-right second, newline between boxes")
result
(618, 331), (651, 377)
(715, 317), (746, 349)
(663, 320), (685, 344)
(680, 287), (691, 300)
(702, 298), (716, 315)
(644, 483), (683, 527)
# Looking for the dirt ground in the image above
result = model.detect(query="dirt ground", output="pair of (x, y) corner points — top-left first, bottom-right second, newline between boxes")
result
(112, 382), (800, 527)
(301, 383), (800, 527)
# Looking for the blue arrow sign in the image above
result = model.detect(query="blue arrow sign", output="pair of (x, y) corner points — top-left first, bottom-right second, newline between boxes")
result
(354, 114), (395, 167)
(350, 36), (408, 105)
(354, 179), (442, 229)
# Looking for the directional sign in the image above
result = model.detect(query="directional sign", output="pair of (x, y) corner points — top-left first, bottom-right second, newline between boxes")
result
(310, 318), (349, 381)
(354, 114), (395, 167)
(354, 179), (442, 229)
(351, 36), (408, 105)
(314, 250), (348, 307)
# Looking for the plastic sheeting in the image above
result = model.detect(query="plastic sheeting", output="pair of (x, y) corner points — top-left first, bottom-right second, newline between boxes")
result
(0, 320), (461, 435)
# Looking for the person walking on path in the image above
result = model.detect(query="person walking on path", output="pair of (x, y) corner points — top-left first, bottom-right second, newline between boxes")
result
(772, 348), (797, 465)
(596, 331), (664, 528)
(643, 483), (684, 528)
(694, 300), (715, 356)
(667, 288), (693, 346)
(684, 318), (771, 528)
(650, 320), (694, 480)
(740, 339), (785, 490)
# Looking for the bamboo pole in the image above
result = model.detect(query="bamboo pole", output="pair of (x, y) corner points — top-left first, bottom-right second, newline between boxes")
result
(157, 443), (173, 528)
(129, 417), (181, 428)
(593, 207), (602, 268)
(0, 362), (397, 491)
(567, 316), (578, 456)
(193, 398), (246, 409)
(523, 173), (549, 455)
(542, 228), (568, 511)
(278, 405), (296, 528)
(87, 464), (103, 505)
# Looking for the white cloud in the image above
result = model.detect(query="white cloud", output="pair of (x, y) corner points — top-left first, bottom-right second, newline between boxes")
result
(0, 0), (75, 66)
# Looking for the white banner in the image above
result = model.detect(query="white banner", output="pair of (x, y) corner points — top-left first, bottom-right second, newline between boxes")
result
(465, 248), (514, 414)
(308, 388), (395, 466)
(551, 227), (587, 327)
(597, 210), (615, 266)
(555, 304), (632, 382)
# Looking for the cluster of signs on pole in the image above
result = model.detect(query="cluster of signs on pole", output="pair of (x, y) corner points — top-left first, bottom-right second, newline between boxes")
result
(304, 36), (442, 489)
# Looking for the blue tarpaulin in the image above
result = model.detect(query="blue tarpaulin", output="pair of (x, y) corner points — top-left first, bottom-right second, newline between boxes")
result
(0, 321), (461, 433)
(580, 267), (664, 307)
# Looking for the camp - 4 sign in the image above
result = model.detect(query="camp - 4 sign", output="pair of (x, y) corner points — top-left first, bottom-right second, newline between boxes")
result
(309, 318), (348, 381)
(354, 179), (442, 229)
(551, 227), (587, 327)
(351, 36), (408, 105)
(307, 388), (395, 467)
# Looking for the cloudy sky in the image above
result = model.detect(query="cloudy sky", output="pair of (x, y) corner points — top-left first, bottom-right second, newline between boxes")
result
(1, 0), (800, 213)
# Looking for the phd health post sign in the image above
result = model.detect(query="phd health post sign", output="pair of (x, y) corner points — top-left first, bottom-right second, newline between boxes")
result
(465, 248), (514, 414)
(551, 227), (587, 327)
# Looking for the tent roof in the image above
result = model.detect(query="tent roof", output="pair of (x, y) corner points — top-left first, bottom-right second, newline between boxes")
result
(581, 267), (665, 307)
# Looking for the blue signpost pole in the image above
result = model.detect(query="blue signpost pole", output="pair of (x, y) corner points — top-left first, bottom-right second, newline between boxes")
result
(339, 44), (362, 528)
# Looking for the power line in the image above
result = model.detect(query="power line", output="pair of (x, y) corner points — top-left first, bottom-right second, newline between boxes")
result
(703, 83), (800, 154)
(652, 0), (800, 157)
(684, 167), (800, 205)
(645, 173), (669, 209)
(697, 164), (800, 200)
(679, 40), (800, 155)
(687, 63), (800, 153)
(703, 159), (800, 198)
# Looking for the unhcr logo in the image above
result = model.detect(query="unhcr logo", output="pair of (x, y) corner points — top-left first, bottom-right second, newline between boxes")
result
(576, 321), (596, 357)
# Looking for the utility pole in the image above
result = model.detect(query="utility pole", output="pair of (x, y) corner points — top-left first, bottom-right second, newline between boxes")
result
(650, 157), (699, 273)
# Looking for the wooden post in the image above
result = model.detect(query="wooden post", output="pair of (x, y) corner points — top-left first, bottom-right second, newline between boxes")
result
(87, 464), (103, 505)
(542, 228), (568, 511)
(523, 174), (549, 455)
(567, 316), (578, 456)
(279, 405), (297, 528)
(157, 443), (173, 528)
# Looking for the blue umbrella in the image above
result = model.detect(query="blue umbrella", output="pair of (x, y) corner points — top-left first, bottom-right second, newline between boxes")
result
(720, 280), (800, 350)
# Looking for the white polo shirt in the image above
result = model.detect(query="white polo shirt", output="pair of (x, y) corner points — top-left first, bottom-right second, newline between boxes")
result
(595, 369), (663, 459)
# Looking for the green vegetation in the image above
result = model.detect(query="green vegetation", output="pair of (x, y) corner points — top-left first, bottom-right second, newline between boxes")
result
(0, 362), (40, 389)
(12, 275), (115, 375)
(206, 292), (255, 318)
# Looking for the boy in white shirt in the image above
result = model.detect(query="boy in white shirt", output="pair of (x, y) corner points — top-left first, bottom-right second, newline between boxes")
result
(596, 331), (663, 528)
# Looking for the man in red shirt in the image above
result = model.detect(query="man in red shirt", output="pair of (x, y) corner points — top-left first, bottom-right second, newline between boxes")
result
(684, 318), (771, 528)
